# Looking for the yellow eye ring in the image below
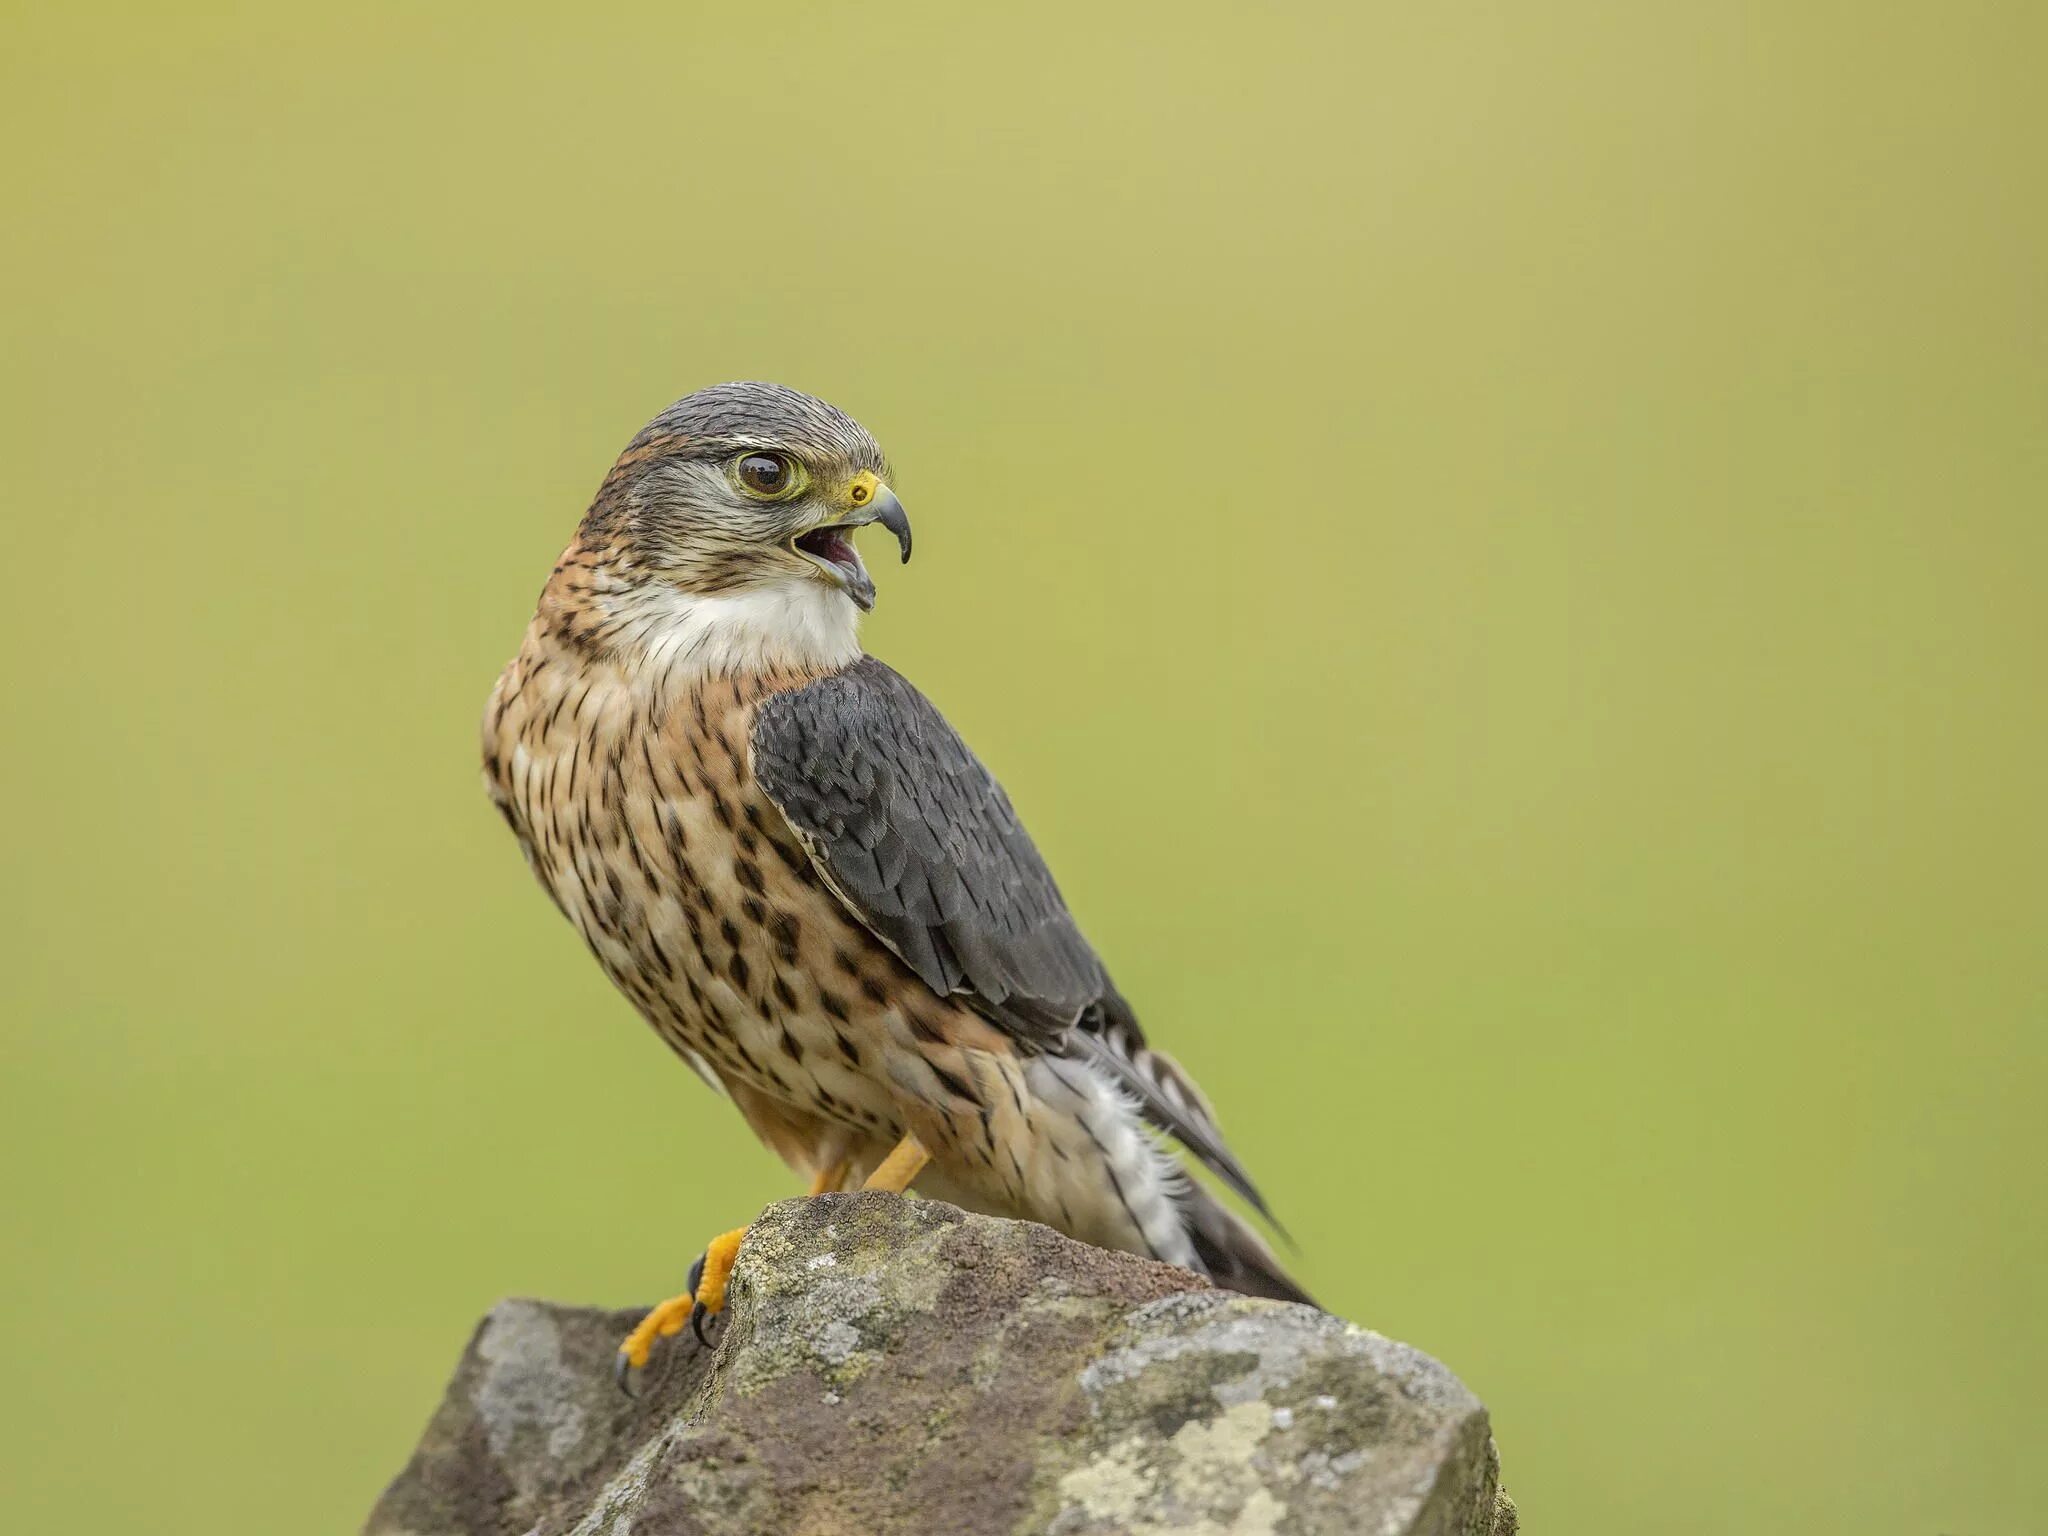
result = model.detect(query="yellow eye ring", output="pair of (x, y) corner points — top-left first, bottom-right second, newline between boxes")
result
(733, 451), (804, 500)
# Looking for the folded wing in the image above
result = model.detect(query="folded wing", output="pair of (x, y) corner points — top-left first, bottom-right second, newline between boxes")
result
(750, 658), (1273, 1219)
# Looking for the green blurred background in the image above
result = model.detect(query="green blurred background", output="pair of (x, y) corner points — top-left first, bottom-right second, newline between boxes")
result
(3, 2), (2043, 1531)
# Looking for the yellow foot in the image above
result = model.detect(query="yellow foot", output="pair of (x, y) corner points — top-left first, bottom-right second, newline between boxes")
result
(616, 1292), (693, 1373)
(613, 1225), (748, 1393)
(689, 1225), (747, 1318)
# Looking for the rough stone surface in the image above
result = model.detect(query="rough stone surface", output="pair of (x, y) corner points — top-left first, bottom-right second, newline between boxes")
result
(366, 1194), (1516, 1536)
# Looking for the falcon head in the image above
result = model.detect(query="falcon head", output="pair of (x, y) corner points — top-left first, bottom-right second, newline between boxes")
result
(584, 381), (911, 615)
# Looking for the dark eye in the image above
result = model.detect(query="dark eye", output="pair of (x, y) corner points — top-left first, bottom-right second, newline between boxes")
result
(736, 452), (795, 498)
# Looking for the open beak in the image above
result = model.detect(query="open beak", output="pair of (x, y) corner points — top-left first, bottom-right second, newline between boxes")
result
(790, 480), (912, 612)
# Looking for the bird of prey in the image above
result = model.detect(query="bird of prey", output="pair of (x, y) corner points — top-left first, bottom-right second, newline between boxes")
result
(482, 382), (1309, 1378)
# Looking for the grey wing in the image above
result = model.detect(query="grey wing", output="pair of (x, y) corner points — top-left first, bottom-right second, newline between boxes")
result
(750, 657), (1274, 1219)
(749, 657), (1104, 1045)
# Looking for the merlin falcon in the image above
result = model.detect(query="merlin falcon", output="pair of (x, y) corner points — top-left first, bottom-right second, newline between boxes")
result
(483, 382), (1309, 1377)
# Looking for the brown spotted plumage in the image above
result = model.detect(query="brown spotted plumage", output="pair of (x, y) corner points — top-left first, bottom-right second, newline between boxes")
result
(483, 384), (1306, 1359)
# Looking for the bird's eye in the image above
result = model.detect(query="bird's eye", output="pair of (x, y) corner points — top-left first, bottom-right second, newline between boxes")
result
(735, 452), (798, 499)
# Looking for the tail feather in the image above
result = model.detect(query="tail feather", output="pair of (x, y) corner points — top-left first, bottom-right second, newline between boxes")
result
(1180, 1181), (1316, 1307)
(1074, 995), (1277, 1225)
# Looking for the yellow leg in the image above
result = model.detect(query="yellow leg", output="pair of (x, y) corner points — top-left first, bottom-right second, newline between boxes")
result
(807, 1159), (850, 1196)
(863, 1134), (931, 1193)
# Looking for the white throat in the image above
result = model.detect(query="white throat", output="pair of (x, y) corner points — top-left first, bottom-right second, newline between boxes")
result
(604, 578), (864, 683)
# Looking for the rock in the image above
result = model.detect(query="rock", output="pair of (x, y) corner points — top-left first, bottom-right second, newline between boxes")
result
(366, 1194), (1514, 1536)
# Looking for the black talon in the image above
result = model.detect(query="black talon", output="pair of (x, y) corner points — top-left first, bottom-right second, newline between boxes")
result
(613, 1350), (639, 1398)
(684, 1247), (715, 1345)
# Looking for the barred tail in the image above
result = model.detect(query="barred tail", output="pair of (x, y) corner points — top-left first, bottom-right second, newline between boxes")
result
(1074, 998), (1277, 1224)
(1180, 1181), (1316, 1306)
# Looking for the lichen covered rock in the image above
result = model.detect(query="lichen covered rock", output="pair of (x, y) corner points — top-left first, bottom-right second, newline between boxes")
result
(366, 1194), (1514, 1535)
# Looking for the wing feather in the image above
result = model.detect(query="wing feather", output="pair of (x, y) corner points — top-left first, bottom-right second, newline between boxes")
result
(750, 658), (1274, 1219)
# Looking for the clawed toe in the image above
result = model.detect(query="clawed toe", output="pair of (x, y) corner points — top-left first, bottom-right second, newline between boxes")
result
(614, 1290), (694, 1395)
(611, 1225), (749, 1390)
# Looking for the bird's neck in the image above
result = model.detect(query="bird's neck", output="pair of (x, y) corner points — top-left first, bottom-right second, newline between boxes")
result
(532, 541), (863, 689)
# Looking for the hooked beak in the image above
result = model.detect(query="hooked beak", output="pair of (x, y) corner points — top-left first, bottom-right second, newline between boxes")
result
(789, 475), (912, 612)
(863, 485), (914, 564)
